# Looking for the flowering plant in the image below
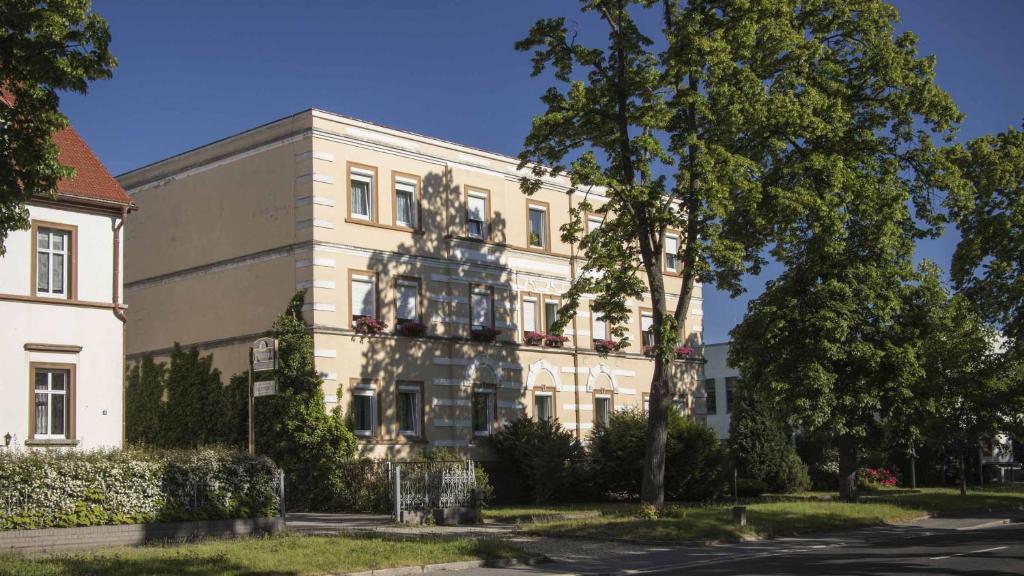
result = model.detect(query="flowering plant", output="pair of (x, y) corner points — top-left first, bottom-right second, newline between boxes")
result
(643, 345), (657, 357)
(470, 327), (502, 343)
(857, 467), (898, 489)
(544, 334), (569, 348)
(593, 339), (621, 354)
(354, 316), (388, 335)
(674, 346), (693, 359)
(396, 320), (428, 337)
(523, 331), (545, 346)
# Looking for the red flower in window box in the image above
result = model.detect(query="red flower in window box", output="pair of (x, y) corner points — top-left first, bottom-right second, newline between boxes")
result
(643, 345), (657, 357)
(674, 346), (693, 359)
(523, 331), (545, 346)
(470, 327), (501, 343)
(544, 334), (569, 348)
(593, 338), (623, 355)
(354, 316), (388, 335)
(396, 321), (428, 337)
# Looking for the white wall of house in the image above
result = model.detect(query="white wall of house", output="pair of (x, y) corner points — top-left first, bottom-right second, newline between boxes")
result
(700, 342), (739, 439)
(0, 204), (124, 449)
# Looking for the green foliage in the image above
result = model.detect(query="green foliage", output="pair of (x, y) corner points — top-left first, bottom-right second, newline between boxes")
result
(0, 0), (117, 254)
(420, 447), (494, 508)
(729, 383), (810, 493)
(125, 356), (166, 445)
(490, 417), (585, 504)
(589, 407), (727, 501)
(253, 291), (358, 510)
(0, 448), (279, 530)
(947, 126), (1024, 349)
(734, 478), (768, 498)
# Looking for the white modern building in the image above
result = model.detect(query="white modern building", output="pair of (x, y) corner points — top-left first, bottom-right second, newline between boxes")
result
(0, 100), (134, 449)
(700, 342), (739, 439)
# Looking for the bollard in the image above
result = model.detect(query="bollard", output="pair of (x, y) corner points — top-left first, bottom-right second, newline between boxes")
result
(732, 505), (747, 527)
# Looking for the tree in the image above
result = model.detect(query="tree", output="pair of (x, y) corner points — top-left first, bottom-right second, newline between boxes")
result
(124, 355), (167, 445)
(0, 0), (116, 254)
(161, 344), (230, 447)
(947, 127), (1024, 352)
(517, 0), (959, 505)
(728, 383), (810, 493)
(252, 291), (357, 510)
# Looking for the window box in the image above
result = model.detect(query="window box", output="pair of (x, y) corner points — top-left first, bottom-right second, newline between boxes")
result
(643, 345), (657, 357)
(593, 338), (622, 355)
(396, 320), (428, 338)
(523, 331), (545, 346)
(544, 334), (569, 348)
(470, 327), (501, 343)
(354, 316), (388, 335)
(674, 345), (693, 359)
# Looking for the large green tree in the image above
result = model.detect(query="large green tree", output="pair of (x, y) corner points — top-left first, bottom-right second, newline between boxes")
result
(517, 0), (958, 504)
(0, 0), (116, 254)
(947, 126), (1024, 351)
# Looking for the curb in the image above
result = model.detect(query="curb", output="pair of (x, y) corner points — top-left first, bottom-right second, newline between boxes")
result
(338, 555), (549, 576)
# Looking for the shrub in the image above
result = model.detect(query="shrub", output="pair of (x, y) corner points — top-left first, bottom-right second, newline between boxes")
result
(420, 447), (494, 509)
(490, 418), (584, 504)
(0, 448), (279, 530)
(734, 478), (769, 498)
(590, 407), (727, 501)
(729, 382), (810, 493)
(857, 467), (898, 490)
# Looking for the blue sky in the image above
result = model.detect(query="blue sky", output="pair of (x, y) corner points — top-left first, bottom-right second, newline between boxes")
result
(61, 0), (1024, 343)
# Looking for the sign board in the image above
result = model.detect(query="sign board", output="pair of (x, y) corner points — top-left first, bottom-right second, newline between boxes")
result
(252, 337), (277, 372)
(254, 380), (278, 397)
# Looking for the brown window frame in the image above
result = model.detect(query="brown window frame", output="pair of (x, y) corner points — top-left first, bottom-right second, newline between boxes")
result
(520, 291), (541, 340)
(30, 220), (78, 300)
(542, 295), (562, 335)
(395, 276), (423, 325)
(526, 199), (551, 253)
(349, 378), (380, 440)
(593, 390), (614, 428)
(590, 304), (613, 349)
(532, 387), (556, 422)
(391, 171), (422, 231)
(471, 383), (497, 438)
(347, 162), (380, 223)
(348, 269), (379, 328)
(395, 380), (425, 439)
(28, 362), (76, 442)
(464, 186), (492, 241)
(469, 283), (495, 331)
(662, 229), (682, 276)
(639, 307), (656, 349)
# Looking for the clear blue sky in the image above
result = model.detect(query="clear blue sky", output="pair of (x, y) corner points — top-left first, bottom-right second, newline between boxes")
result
(61, 0), (1024, 344)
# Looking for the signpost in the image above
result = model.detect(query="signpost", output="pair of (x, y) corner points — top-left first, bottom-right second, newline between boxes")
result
(249, 337), (278, 455)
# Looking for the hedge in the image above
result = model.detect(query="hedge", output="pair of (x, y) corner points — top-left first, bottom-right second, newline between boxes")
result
(0, 448), (280, 530)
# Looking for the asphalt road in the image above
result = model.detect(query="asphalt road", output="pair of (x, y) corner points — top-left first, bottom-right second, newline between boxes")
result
(467, 521), (1024, 576)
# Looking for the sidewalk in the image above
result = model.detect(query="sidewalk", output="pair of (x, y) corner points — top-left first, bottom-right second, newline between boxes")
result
(285, 513), (517, 538)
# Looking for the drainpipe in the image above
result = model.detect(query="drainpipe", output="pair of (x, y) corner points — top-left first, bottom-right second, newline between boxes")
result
(112, 205), (128, 445)
(568, 190), (581, 440)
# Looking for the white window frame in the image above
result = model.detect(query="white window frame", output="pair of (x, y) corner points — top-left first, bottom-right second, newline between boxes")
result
(472, 387), (495, 437)
(36, 227), (70, 298)
(395, 177), (418, 228)
(466, 191), (489, 239)
(594, 394), (612, 427)
(664, 233), (680, 273)
(470, 286), (493, 330)
(544, 300), (559, 334)
(528, 205), (547, 248)
(534, 392), (554, 422)
(522, 296), (538, 335)
(641, 311), (655, 347)
(351, 385), (377, 437)
(586, 215), (603, 235)
(592, 314), (608, 342)
(397, 383), (422, 436)
(396, 278), (420, 323)
(33, 368), (69, 439)
(350, 169), (375, 221)
(351, 273), (377, 324)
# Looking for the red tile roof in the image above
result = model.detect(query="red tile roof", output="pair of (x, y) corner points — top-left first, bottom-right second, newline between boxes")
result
(51, 126), (132, 206)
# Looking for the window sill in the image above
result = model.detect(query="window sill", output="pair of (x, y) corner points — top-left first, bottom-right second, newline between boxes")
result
(344, 218), (424, 234)
(25, 438), (80, 447)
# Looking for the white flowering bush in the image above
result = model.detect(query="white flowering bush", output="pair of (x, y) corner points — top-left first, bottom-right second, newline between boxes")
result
(0, 447), (279, 530)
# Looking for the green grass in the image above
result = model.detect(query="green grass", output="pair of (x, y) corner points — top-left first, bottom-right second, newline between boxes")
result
(501, 487), (1024, 543)
(0, 534), (526, 576)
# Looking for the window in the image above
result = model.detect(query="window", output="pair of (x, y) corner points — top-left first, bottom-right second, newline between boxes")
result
(641, 310), (655, 347)
(349, 165), (376, 221)
(470, 285), (493, 330)
(397, 383), (422, 436)
(350, 273), (377, 325)
(535, 393), (553, 422)
(32, 366), (72, 439)
(642, 394), (650, 415)
(704, 378), (717, 415)
(673, 395), (688, 414)
(664, 234), (680, 273)
(396, 278), (420, 324)
(466, 189), (489, 239)
(528, 203), (548, 249)
(595, 396), (611, 427)
(394, 175), (418, 229)
(544, 300), (560, 333)
(726, 377), (739, 414)
(35, 227), (71, 298)
(592, 313), (608, 345)
(472, 387), (495, 436)
(586, 215), (603, 235)
(351, 383), (377, 437)
(521, 295), (538, 337)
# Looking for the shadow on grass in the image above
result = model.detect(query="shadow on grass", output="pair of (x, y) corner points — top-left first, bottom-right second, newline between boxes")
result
(0, 552), (291, 576)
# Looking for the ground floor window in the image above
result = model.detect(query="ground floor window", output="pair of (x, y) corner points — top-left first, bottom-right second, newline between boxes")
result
(351, 383), (377, 437)
(32, 366), (72, 439)
(472, 386), (494, 436)
(594, 395), (611, 427)
(396, 382), (422, 437)
(535, 392), (553, 422)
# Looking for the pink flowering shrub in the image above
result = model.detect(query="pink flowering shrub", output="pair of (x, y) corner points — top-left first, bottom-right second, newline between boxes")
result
(857, 467), (898, 489)
(354, 316), (387, 335)
(523, 331), (545, 346)
(544, 334), (569, 348)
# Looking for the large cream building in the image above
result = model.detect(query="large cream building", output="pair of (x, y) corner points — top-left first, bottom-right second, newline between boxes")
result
(118, 109), (704, 457)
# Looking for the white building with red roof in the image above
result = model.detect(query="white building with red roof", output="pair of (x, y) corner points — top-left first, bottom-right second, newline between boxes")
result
(0, 109), (134, 449)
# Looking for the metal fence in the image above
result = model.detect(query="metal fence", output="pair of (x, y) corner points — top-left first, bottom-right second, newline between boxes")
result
(392, 460), (477, 521)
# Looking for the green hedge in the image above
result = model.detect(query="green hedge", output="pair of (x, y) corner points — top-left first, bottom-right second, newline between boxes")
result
(0, 448), (280, 530)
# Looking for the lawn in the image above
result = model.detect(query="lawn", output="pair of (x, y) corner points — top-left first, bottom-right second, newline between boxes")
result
(490, 486), (1024, 543)
(0, 534), (526, 576)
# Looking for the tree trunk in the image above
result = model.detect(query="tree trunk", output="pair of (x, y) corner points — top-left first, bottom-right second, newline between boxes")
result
(959, 447), (967, 496)
(641, 356), (671, 507)
(838, 437), (858, 501)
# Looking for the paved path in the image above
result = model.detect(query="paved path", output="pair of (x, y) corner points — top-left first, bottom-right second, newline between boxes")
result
(285, 512), (517, 538)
